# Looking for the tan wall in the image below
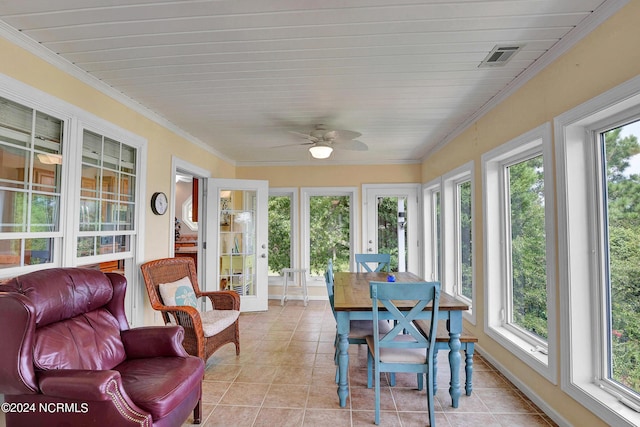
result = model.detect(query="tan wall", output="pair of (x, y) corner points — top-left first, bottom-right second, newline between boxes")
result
(0, 37), (235, 263)
(420, 2), (640, 426)
(237, 163), (421, 187)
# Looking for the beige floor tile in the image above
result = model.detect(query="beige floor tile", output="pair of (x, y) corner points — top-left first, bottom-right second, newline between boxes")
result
(189, 299), (559, 427)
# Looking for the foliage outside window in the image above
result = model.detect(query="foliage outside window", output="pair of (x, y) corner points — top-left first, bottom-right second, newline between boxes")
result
(308, 195), (351, 275)
(0, 96), (63, 269)
(601, 122), (640, 396)
(457, 181), (473, 300)
(376, 196), (406, 272)
(507, 155), (548, 340)
(483, 123), (556, 382)
(268, 195), (292, 274)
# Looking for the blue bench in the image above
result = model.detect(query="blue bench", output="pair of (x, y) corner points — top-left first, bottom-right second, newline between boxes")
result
(414, 319), (477, 396)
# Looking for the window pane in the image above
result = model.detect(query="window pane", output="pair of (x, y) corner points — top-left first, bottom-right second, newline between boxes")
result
(82, 130), (101, 166)
(458, 181), (473, 299)
(0, 98), (31, 147)
(30, 193), (59, 232)
(77, 236), (96, 257)
(34, 111), (62, 152)
(0, 238), (53, 268)
(26, 238), (53, 265)
(268, 195), (291, 274)
(376, 196), (407, 272)
(309, 195), (350, 275)
(0, 190), (27, 232)
(508, 155), (548, 340)
(435, 191), (441, 281)
(0, 143), (29, 189)
(603, 120), (640, 394)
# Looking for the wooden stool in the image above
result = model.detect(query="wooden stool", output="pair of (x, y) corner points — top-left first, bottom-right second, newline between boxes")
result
(281, 268), (308, 306)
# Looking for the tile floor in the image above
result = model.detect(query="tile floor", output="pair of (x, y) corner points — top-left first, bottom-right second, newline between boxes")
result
(183, 299), (558, 427)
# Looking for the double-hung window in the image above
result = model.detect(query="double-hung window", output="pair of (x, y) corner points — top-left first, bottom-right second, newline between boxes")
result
(483, 123), (556, 382)
(0, 96), (65, 270)
(78, 129), (137, 261)
(441, 161), (475, 321)
(556, 75), (640, 426)
(422, 179), (442, 282)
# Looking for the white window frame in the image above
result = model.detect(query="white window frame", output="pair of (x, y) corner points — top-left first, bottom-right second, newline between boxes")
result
(482, 123), (557, 383)
(301, 187), (358, 284)
(70, 120), (145, 267)
(268, 187), (299, 275)
(422, 177), (441, 282)
(441, 161), (475, 323)
(0, 94), (71, 274)
(555, 74), (640, 427)
(0, 73), (147, 325)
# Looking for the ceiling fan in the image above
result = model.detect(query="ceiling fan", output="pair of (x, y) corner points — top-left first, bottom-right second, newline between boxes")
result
(277, 124), (368, 159)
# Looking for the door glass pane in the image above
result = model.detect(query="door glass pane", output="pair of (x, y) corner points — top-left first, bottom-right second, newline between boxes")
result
(435, 191), (441, 281)
(376, 196), (407, 272)
(309, 195), (350, 275)
(603, 120), (640, 394)
(268, 195), (291, 275)
(507, 155), (548, 340)
(219, 189), (256, 296)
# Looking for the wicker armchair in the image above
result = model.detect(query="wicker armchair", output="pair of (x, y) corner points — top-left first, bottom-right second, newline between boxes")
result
(140, 257), (240, 362)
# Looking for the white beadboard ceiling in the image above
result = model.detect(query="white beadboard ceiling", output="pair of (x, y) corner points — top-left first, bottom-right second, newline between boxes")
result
(0, 0), (618, 165)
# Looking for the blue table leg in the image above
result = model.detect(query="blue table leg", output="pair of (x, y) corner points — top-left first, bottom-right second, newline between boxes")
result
(447, 317), (462, 408)
(465, 344), (475, 396)
(336, 311), (350, 407)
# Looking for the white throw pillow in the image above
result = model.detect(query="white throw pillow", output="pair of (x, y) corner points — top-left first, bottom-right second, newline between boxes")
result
(158, 276), (199, 309)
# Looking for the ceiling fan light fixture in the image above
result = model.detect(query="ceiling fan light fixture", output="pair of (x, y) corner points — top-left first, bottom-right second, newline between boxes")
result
(309, 144), (333, 159)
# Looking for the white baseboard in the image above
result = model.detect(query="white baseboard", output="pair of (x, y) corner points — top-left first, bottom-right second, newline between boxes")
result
(476, 344), (571, 427)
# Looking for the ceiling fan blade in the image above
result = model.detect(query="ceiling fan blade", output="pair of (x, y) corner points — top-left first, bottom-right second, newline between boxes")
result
(271, 142), (314, 148)
(332, 130), (362, 140)
(289, 130), (320, 143)
(335, 140), (368, 151)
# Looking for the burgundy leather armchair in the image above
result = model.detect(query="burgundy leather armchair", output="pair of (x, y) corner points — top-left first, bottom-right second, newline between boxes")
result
(0, 268), (205, 427)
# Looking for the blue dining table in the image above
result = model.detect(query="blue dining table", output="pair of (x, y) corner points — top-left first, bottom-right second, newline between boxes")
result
(333, 271), (470, 408)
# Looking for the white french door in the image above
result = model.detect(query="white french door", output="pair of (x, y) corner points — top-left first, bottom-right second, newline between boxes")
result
(205, 179), (268, 312)
(362, 184), (421, 274)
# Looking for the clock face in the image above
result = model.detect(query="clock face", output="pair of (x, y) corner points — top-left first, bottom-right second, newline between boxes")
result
(151, 192), (168, 215)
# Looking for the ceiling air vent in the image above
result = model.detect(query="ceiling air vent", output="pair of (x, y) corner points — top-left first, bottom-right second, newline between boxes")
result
(479, 45), (524, 67)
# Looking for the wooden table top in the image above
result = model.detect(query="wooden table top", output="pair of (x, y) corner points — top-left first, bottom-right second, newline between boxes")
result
(333, 271), (469, 312)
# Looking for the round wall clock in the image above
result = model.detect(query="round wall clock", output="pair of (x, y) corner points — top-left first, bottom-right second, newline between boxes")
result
(151, 192), (168, 215)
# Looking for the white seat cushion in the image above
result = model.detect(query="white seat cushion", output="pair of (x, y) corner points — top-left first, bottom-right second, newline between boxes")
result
(201, 309), (240, 337)
(349, 320), (393, 339)
(366, 334), (428, 364)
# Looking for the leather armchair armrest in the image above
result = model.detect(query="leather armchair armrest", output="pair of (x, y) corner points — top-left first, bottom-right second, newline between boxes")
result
(121, 326), (188, 358)
(200, 290), (240, 310)
(39, 370), (121, 401)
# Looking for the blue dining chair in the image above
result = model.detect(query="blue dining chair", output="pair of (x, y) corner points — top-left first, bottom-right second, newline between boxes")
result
(325, 259), (393, 383)
(355, 253), (391, 273)
(366, 281), (441, 426)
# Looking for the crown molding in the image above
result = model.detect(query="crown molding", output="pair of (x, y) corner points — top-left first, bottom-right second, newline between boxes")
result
(0, 20), (235, 166)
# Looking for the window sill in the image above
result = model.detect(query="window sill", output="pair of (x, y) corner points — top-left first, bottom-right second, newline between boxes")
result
(564, 380), (640, 427)
(486, 324), (555, 383)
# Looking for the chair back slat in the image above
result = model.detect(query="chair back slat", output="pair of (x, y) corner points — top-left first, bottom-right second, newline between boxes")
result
(370, 281), (440, 357)
(324, 259), (336, 318)
(355, 253), (391, 273)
